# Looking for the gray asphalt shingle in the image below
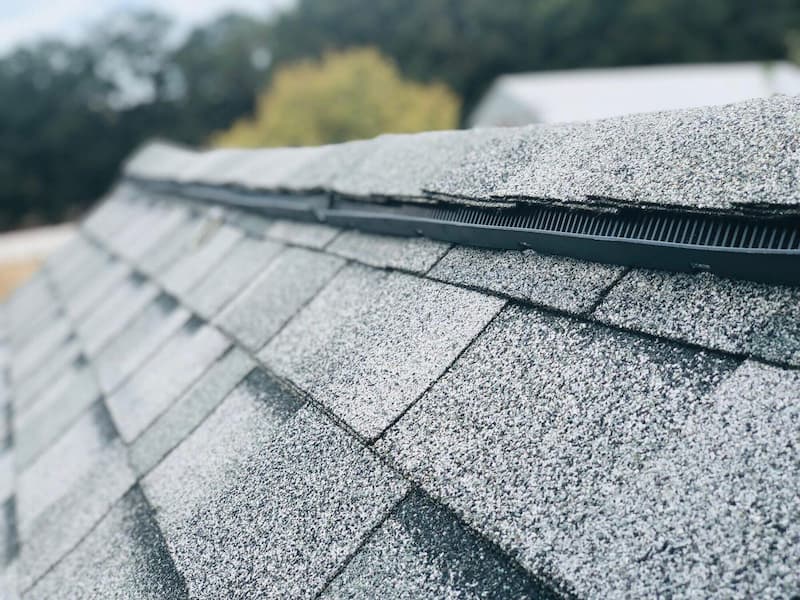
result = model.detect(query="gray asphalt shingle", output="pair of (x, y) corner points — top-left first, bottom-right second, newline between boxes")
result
(24, 487), (186, 600)
(261, 265), (505, 439)
(75, 272), (160, 357)
(18, 441), (134, 592)
(16, 402), (118, 535)
(62, 258), (129, 321)
(93, 293), (191, 393)
(321, 490), (559, 599)
(14, 360), (99, 470)
(594, 269), (800, 365)
(11, 317), (72, 384)
(327, 230), (450, 274)
(429, 245), (625, 314)
(265, 219), (340, 249)
(144, 371), (408, 599)
(12, 338), (81, 413)
(428, 96), (800, 212)
(136, 209), (219, 276)
(129, 347), (254, 477)
(215, 247), (344, 351)
(109, 200), (189, 262)
(159, 223), (243, 298)
(107, 318), (230, 443)
(183, 236), (284, 319)
(375, 305), (800, 597)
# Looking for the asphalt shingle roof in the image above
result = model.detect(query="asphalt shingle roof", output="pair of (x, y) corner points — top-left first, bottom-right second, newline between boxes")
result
(1, 96), (799, 598)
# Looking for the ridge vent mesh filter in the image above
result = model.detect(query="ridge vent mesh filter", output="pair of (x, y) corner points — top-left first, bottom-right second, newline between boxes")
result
(128, 179), (800, 285)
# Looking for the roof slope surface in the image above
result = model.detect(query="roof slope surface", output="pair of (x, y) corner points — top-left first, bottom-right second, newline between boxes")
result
(1, 97), (799, 598)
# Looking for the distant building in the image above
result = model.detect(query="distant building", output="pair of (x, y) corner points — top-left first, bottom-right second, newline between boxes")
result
(469, 61), (800, 126)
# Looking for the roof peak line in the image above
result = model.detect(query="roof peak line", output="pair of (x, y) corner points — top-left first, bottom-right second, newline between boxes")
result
(123, 94), (800, 285)
(128, 178), (800, 286)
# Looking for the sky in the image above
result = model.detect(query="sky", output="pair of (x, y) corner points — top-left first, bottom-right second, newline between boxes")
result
(0, 0), (294, 55)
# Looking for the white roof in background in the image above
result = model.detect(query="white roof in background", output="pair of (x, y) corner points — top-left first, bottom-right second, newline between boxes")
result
(469, 61), (800, 126)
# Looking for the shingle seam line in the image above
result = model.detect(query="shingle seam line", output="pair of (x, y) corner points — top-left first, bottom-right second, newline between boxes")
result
(310, 489), (412, 599)
(367, 298), (508, 446)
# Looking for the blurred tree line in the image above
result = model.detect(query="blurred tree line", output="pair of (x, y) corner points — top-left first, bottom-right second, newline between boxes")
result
(1, 0), (799, 229)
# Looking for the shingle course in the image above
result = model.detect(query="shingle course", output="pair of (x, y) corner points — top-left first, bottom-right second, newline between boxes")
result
(14, 361), (99, 470)
(328, 230), (450, 274)
(129, 347), (254, 477)
(594, 269), (800, 365)
(183, 236), (284, 319)
(430, 245), (625, 314)
(144, 373), (408, 599)
(93, 293), (190, 393)
(106, 319), (230, 443)
(321, 490), (559, 599)
(24, 487), (186, 600)
(261, 265), (505, 439)
(377, 305), (800, 598)
(215, 247), (344, 351)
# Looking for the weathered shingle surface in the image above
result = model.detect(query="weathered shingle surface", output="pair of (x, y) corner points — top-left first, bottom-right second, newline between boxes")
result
(128, 96), (800, 213)
(2, 97), (799, 599)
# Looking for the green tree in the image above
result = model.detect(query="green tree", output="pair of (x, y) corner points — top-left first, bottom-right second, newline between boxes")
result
(213, 48), (460, 147)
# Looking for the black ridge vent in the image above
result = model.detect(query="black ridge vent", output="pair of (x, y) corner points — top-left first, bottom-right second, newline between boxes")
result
(366, 201), (800, 251)
(129, 178), (800, 285)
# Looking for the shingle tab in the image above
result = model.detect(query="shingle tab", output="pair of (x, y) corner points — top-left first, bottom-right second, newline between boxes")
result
(183, 236), (284, 319)
(18, 441), (134, 592)
(129, 347), (254, 477)
(159, 223), (243, 298)
(430, 245), (625, 314)
(12, 338), (81, 413)
(594, 269), (800, 365)
(62, 258), (129, 321)
(93, 293), (190, 394)
(136, 209), (218, 276)
(107, 319), (230, 443)
(5, 273), (54, 337)
(265, 219), (340, 249)
(11, 317), (72, 384)
(111, 202), (190, 262)
(44, 236), (104, 298)
(378, 305), (744, 597)
(261, 265), (505, 439)
(327, 231), (450, 274)
(82, 193), (142, 243)
(24, 487), (186, 600)
(331, 130), (505, 201)
(14, 360), (99, 470)
(17, 401), (117, 534)
(215, 247), (344, 351)
(143, 372), (408, 599)
(321, 490), (558, 599)
(75, 272), (160, 357)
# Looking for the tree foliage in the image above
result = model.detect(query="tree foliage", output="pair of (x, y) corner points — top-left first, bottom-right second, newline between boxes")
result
(214, 48), (459, 147)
